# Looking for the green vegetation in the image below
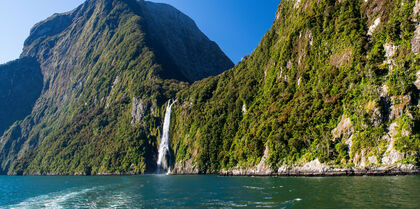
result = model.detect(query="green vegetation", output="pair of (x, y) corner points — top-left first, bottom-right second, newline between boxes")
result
(0, 0), (418, 175)
(0, 0), (231, 175)
(0, 58), (42, 135)
(171, 0), (420, 173)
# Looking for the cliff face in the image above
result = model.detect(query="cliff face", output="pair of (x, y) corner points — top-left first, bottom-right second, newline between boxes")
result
(143, 1), (233, 82)
(0, 0), (232, 175)
(0, 58), (43, 173)
(0, 58), (42, 135)
(1, 0), (419, 176)
(171, 0), (420, 174)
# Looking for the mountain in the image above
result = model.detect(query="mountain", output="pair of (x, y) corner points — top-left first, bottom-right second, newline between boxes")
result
(0, 0), (232, 175)
(170, 0), (420, 174)
(0, 58), (42, 135)
(1, 0), (419, 176)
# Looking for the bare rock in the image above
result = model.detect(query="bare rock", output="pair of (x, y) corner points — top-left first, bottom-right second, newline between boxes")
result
(300, 159), (330, 173)
(378, 84), (389, 98)
(131, 97), (148, 126)
(389, 95), (411, 121)
(287, 60), (293, 69)
(398, 163), (416, 172)
(256, 146), (273, 175)
(368, 156), (378, 164)
(277, 159), (330, 175)
(384, 43), (398, 59)
(221, 146), (274, 176)
(383, 43), (398, 66)
(359, 151), (367, 167)
(277, 165), (289, 174)
(381, 123), (405, 165)
(173, 159), (199, 174)
(368, 17), (381, 36)
(345, 135), (353, 152)
(294, 0), (301, 9)
(105, 76), (119, 108)
(414, 0), (420, 22)
(412, 25), (420, 54)
(415, 71), (420, 90)
(382, 149), (404, 165)
(332, 115), (353, 142)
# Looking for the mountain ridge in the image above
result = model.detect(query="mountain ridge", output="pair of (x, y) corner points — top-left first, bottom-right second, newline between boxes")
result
(0, 0), (232, 175)
(170, 0), (420, 174)
(0, 0), (419, 176)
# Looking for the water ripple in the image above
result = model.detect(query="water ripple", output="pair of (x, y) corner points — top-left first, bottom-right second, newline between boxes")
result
(8, 187), (95, 209)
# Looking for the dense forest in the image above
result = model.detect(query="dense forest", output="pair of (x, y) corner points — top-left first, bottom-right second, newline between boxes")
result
(170, 0), (420, 174)
(0, 0), (419, 175)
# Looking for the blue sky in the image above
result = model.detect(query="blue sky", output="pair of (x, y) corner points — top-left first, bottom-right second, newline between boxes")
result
(0, 0), (279, 64)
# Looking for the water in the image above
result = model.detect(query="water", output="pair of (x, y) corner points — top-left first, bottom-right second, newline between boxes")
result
(0, 175), (419, 209)
(157, 100), (173, 174)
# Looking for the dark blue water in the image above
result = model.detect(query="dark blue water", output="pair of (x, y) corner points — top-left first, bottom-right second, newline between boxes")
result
(0, 175), (419, 208)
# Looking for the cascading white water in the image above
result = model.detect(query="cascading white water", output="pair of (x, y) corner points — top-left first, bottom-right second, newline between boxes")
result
(157, 100), (173, 174)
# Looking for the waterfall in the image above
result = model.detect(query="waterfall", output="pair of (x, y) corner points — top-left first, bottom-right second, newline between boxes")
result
(157, 100), (173, 174)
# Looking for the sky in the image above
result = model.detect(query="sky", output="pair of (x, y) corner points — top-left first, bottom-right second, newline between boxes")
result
(0, 0), (279, 64)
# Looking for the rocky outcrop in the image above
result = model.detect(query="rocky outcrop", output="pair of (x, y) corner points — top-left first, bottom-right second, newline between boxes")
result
(332, 115), (353, 143)
(389, 96), (411, 121)
(287, 159), (329, 174)
(217, 146), (275, 176)
(219, 159), (419, 176)
(255, 146), (273, 175)
(368, 156), (378, 164)
(368, 17), (381, 36)
(294, 0), (301, 9)
(413, 0), (420, 53)
(383, 43), (398, 67)
(415, 71), (420, 90)
(131, 97), (148, 126)
(172, 159), (199, 174)
(414, 0), (420, 21)
(381, 122), (407, 165)
(382, 148), (405, 165)
(412, 25), (420, 54)
(384, 43), (397, 59)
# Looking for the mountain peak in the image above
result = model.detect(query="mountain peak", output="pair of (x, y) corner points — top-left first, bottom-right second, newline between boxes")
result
(1, 0), (232, 174)
(23, 0), (233, 82)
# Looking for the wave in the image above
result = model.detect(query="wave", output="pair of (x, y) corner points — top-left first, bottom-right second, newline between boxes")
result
(106, 192), (135, 208)
(7, 187), (95, 209)
(243, 186), (265, 190)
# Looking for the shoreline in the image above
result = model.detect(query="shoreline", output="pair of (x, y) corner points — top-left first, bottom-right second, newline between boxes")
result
(218, 169), (420, 177)
(178, 163), (420, 177)
(2, 172), (419, 177)
(3, 165), (420, 177)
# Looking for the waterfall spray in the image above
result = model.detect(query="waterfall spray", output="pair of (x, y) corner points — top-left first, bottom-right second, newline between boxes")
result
(157, 100), (173, 174)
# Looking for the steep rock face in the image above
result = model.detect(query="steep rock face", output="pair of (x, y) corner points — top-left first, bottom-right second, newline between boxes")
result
(171, 0), (419, 174)
(0, 58), (43, 173)
(0, 58), (42, 135)
(143, 1), (233, 82)
(0, 0), (232, 175)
